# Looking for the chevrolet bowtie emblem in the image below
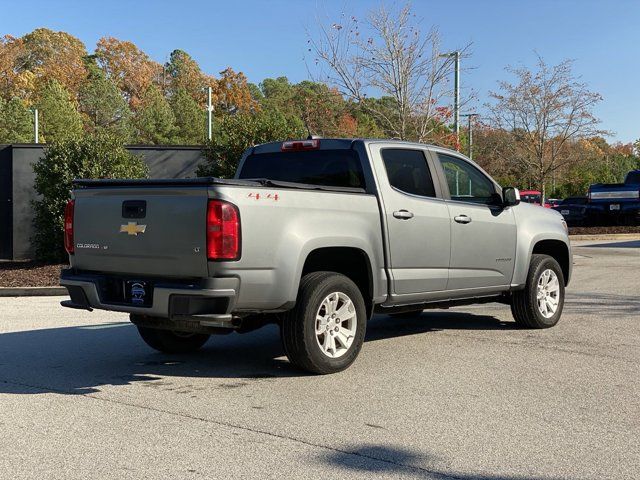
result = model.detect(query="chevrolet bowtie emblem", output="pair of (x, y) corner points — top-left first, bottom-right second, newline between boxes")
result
(120, 222), (147, 236)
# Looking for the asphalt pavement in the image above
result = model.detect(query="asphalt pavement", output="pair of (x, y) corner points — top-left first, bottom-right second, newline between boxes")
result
(1, 239), (638, 479)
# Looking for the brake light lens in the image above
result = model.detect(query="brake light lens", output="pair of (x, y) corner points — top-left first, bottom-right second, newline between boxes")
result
(281, 139), (320, 151)
(64, 199), (75, 255)
(206, 200), (240, 260)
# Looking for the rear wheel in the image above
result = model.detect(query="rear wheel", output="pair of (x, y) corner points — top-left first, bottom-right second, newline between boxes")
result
(136, 326), (210, 353)
(511, 254), (565, 329)
(281, 272), (367, 374)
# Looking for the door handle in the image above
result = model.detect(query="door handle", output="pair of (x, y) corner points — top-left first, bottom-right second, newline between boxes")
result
(454, 215), (472, 224)
(393, 210), (414, 220)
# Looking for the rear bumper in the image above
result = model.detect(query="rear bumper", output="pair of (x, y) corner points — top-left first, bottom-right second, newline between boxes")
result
(60, 269), (239, 320)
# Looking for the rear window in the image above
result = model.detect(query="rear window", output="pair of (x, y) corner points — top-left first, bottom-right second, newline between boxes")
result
(625, 171), (640, 184)
(238, 150), (365, 189)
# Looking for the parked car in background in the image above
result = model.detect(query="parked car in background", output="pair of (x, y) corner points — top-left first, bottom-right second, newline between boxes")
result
(553, 197), (590, 226)
(520, 190), (551, 208)
(60, 139), (572, 374)
(588, 170), (640, 225)
(547, 198), (561, 208)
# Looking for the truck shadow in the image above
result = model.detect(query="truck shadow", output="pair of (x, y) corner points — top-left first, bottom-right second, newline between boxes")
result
(0, 311), (510, 396)
(317, 443), (572, 480)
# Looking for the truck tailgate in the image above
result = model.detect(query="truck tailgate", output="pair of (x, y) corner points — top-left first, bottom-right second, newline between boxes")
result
(72, 186), (209, 277)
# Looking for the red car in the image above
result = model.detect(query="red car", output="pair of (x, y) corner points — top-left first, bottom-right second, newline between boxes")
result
(519, 190), (551, 208)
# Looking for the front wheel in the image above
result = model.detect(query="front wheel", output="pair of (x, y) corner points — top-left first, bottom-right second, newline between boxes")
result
(136, 326), (210, 353)
(511, 254), (565, 329)
(281, 272), (367, 374)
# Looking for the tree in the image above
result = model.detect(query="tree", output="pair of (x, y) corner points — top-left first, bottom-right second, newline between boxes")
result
(165, 49), (206, 101)
(35, 79), (83, 142)
(310, 4), (464, 141)
(79, 60), (133, 141)
(95, 37), (162, 109)
(134, 84), (176, 144)
(170, 87), (205, 144)
(0, 97), (33, 143)
(33, 134), (148, 261)
(197, 109), (305, 178)
(487, 57), (607, 199)
(19, 28), (87, 98)
(0, 35), (35, 101)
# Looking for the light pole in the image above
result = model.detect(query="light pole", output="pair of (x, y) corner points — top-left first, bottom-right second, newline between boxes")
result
(439, 51), (460, 150)
(32, 108), (39, 144)
(461, 113), (478, 159)
(206, 86), (213, 141)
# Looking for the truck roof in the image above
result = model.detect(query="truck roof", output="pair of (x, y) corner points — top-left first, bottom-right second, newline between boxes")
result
(250, 138), (443, 155)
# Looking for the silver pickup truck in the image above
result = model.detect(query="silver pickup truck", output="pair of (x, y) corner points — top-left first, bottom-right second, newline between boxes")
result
(61, 139), (572, 374)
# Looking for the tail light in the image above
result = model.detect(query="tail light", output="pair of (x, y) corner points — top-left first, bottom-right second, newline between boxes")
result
(206, 200), (240, 260)
(64, 199), (75, 254)
(281, 139), (320, 151)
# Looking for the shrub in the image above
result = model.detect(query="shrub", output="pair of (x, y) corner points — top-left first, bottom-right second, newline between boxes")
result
(197, 109), (305, 178)
(33, 134), (148, 262)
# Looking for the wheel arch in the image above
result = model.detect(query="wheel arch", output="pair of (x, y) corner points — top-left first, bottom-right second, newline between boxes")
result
(531, 239), (571, 286)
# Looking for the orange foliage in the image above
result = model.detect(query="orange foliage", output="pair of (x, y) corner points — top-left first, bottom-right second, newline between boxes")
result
(96, 37), (163, 109)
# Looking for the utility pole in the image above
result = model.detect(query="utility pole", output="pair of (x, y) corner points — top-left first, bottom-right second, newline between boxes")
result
(461, 113), (478, 159)
(206, 86), (213, 141)
(33, 108), (39, 144)
(439, 51), (461, 150)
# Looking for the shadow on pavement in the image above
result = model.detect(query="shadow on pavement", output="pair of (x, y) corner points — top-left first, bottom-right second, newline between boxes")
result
(318, 443), (570, 480)
(0, 311), (509, 395)
(580, 240), (640, 248)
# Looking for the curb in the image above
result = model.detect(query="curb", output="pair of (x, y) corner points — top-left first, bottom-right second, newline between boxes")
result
(0, 286), (67, 297)
(569, 233), (640, 241)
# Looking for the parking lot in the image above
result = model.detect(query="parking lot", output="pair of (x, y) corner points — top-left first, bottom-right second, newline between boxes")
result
(1, 239), (638, 479)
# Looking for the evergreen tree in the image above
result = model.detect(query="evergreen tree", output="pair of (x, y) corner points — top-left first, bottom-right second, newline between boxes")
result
(79, 60), (134, 142)
(134, 85), (176, 144)
(35, 79), (83, 142)
(170, 88), (205, 144)
(0, 97), (33, 143)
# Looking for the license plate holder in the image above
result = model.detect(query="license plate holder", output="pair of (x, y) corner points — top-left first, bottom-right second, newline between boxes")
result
(125, 280), (153, 306)
(609, 204), (620, 211)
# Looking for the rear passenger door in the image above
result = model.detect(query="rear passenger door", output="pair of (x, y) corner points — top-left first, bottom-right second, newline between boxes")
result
(369, 144), (451, 298)
(434, 152), (517, 291)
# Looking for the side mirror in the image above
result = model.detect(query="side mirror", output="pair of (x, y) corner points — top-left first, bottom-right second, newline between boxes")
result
(502, 187), (520, 207)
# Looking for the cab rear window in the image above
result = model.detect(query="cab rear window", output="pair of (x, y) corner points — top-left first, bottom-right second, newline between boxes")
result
(238, 150), (365, 189)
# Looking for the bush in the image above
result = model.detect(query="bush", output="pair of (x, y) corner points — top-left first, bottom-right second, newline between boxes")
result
(33, 134), (148, 262)
(197, 109), (305, 178)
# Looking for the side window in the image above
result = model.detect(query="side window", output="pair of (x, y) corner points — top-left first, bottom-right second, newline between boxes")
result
(437, 154), (497, 205)
(381, 149), (436, 198)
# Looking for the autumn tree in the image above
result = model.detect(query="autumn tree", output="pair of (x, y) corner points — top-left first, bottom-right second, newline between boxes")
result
(135, 84), (176, 144)
(0, 35), (35, 101)
(95, 37), (162, 109)
(488, 57), (607, 199)
(35, 79), (83, 142)
(79, 60), (133, 141)
(19, 28), (87, 99)
(210, 67), (257, 113)
(0, 97), (33, 143)
(310, 4), (464, 141)
(170, 87), (205, 144)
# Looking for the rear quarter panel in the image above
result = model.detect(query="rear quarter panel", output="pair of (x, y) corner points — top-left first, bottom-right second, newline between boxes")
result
(209, 186), (387, 311)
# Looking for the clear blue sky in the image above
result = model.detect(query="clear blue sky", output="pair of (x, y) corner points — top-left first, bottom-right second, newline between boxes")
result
(1, 0), (638, 142)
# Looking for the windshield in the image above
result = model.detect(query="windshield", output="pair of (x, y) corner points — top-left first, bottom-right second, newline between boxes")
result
(238, 149), (365, 189)
(625, 171), (640, 184)
(521, 194), (541, 204)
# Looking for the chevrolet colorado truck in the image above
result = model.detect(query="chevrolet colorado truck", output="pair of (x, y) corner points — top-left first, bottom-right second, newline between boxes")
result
(61, 139), (572, 374)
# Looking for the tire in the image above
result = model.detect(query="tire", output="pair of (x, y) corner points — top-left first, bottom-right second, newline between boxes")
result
(137, 326), (210, 354)
(281, 272), (367, 374)
(511, 254), (565, 329)
(389, 309), (424, 319)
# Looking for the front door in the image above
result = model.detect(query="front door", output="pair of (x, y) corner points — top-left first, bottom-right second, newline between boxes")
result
(369, 145), (451, 297)
(435, 152), (517, 291)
